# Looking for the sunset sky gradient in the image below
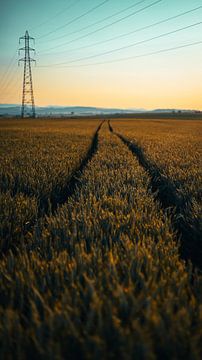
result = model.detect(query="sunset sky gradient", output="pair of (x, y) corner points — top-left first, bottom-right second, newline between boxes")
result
(0, 0), (202, 110)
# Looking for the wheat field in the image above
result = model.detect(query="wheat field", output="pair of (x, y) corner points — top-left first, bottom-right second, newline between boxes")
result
(0, 117), (201, 359)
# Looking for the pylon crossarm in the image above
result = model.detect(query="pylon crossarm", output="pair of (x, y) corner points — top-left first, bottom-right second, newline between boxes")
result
(18, 59), (25, 66)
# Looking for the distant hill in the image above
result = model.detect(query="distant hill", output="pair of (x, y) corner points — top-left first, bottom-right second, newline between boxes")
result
(0, 104), (201, 117)
(0, 105), (144, 116)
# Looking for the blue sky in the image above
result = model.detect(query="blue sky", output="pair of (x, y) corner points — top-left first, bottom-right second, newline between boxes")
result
(0, 0), (202, 109)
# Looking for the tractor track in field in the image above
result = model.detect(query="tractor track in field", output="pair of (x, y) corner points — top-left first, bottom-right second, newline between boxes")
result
(108, 120), (201, 270)
(49, 120), (104, 214)
(2, 121), (104, 255)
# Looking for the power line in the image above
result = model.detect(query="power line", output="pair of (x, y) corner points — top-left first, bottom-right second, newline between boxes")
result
(41, 5), (202, 56)
(0, 60), (21, 104)
(52, 5), (202, 55)
(37, 0), (111, 40)
(37, 40), (202, 68)
(0, 58), (18, 93)
(40, 0), (148, 43)
(38, 21), (202, 67)
(1, 67), (18, 94)
(30, 0), (81, 32)
(0, 72), (21, 104)
(40, 0), (163, 53)
(1, 75), (20, 98)
(0, 47), (18, 86)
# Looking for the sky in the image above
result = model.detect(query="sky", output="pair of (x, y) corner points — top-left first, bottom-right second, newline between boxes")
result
(0, 0), (202, 110)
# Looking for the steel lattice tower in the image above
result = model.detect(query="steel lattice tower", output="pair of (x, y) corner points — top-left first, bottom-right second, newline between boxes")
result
(19, 30), (36, 118)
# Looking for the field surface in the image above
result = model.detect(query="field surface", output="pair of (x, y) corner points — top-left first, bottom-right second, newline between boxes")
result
(0, 118), (201, 359)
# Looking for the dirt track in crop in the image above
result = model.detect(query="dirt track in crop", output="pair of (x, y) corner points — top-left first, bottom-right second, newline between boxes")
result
(1, 121), (104, 255)
(108, 120), (201, 269)
(50, 120), (104, 213)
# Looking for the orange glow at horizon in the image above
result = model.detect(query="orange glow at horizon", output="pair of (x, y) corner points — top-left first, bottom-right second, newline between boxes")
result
(1, 52), (202, 110)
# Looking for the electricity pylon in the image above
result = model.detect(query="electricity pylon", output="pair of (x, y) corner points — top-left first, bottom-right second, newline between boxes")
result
(19, 30), (36, 118)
